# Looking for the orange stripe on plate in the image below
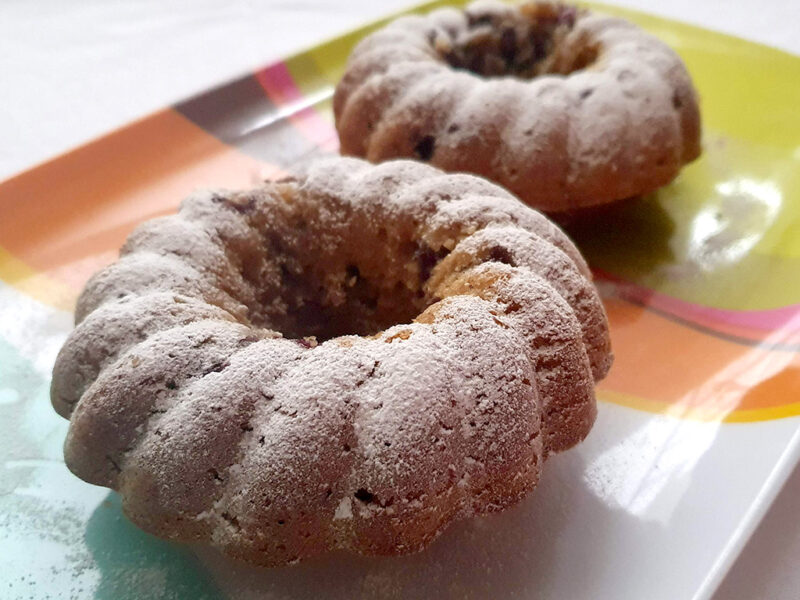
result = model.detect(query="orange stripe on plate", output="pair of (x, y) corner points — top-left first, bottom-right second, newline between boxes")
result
(0, 109), (280, 294)
(602, 297), (800, 414)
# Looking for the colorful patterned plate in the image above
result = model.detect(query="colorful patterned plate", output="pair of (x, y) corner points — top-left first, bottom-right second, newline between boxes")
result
(1, 2), (799, 599)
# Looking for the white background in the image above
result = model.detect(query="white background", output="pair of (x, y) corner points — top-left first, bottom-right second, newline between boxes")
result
(1, 1), (798, 598)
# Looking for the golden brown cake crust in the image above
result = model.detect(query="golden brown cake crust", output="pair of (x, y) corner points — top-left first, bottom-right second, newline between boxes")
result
(51, 157), (612, 566)
(334, 0), (702, 212)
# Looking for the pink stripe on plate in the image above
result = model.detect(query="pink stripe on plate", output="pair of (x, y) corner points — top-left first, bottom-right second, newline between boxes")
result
(596, 270), (800, 334)
(257, 62), (338, 151)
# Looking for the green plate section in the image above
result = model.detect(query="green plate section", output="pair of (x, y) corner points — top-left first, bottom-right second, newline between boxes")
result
(297, 0), (800, 310)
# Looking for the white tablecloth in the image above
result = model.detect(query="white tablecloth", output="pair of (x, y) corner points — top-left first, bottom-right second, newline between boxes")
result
(1, 2), (798, 598)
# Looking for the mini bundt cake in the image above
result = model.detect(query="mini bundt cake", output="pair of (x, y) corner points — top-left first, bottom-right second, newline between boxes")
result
(51, 157), (612, 566)
(334, 0), (701, 212)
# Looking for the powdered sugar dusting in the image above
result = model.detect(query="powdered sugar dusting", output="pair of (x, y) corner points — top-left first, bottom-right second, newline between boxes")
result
(334, 497), (354, 521)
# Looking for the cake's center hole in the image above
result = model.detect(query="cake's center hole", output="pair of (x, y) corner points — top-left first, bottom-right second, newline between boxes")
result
(437, 2), (592, 79)
(235, 188), (451, 343)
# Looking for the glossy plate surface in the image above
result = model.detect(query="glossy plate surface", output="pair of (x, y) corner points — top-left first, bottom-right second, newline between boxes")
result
(1, 2), (799, 599)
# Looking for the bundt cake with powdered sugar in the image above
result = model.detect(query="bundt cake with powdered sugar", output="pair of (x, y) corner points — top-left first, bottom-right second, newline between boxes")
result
(334, 0), (701, 212)
(51, 157), (611, 566)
